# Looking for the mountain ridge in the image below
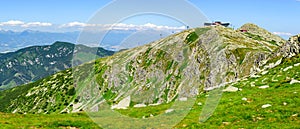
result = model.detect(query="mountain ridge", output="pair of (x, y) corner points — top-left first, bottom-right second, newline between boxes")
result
(0, 30), (79, 53)
(1, 24), (298, 115)
(0, 41), (114, 90)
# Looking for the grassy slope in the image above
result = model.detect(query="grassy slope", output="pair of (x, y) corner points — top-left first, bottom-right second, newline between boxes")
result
(0, 112), (100, 129)
(174, 54), (300, 128)
(1, 55), (299, 128)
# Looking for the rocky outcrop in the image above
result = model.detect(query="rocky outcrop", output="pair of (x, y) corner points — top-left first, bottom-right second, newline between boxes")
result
(201, 25), (282, 90)
(277, 34), (300, 58)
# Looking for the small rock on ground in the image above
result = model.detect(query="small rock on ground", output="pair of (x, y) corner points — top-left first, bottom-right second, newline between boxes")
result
(223, 86), (239, 92)
(165, 109), (174, 113)
(290, 78), (300, 84)
(258, 85), (269, 89)
(179, 97), (188, 101)
(133, 104), (147, 108)
(222, 122), (231, 125)
(283, 66), (293, 71)
(262, 104), (272, 108)
(292, 114), (298, 117)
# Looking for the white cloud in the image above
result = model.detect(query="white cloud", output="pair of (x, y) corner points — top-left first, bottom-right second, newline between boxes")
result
(60, 22), (186, 32)
(1, 20), (186, 32)
(109, 23), (185, 31)
(60, 22), (88, 28)
(0, 20), (24, 26)
(22, 22), (52, 28)
(0, 20), (52, 28)
(273, 32), (293, 36)
(60, 22), (101, 28)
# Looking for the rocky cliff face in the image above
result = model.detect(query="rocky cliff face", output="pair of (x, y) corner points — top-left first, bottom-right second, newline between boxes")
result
(277, 34), (300, 58)
(1, 24), (295, 114)
(200, 25), (285, 89)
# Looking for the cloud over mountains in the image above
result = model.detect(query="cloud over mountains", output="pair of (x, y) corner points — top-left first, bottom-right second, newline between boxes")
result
(273, 32), (293, 36)
(0, 20), (185, 32)
(0, 20), (52, 27)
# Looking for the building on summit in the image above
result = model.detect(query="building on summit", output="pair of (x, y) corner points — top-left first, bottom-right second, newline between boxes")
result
(204, 21), (230, 27)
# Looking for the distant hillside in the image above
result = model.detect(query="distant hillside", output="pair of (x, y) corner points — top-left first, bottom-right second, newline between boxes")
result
(0, 42), (114, 90)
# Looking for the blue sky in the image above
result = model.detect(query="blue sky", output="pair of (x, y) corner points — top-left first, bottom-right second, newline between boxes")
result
(194, 0), (300, 37)
(0, 0), (299, 37)
(0, 0), (110, 24)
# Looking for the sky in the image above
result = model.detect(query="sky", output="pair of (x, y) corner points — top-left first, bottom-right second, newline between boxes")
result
(0, 0), (299, 38)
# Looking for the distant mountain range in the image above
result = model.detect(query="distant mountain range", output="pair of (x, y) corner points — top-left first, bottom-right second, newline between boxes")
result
(0, 41), (114, 90)
(0, 29), (173, 53)
(0, 30), (79, 52)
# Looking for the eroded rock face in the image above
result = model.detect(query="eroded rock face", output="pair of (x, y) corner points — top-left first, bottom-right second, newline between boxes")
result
(95, 25), (281, 105)
(201, 26), (278, 90)
(278, 34), (300, 58)
(290, 34), (300, 44)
